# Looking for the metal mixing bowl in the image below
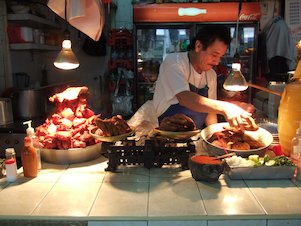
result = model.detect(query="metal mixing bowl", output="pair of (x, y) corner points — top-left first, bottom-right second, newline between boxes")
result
(200, 122), (273, 157)
(39, 143), (102, 165)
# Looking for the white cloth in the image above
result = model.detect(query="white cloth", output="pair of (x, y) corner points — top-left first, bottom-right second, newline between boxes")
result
(153, 52), (217, 117)
(265, 16), (296, 70)
(47, 0), (104, 41)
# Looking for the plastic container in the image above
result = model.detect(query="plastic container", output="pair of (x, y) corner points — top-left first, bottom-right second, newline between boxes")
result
(5, 148), (18, 182)
(278, 60), (301, 156)
(21, 136), (38, 178)
(291, 122), (301, 149)
(290, 123), (301, 180)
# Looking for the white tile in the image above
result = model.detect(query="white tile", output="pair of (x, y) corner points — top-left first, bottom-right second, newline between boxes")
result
(148, 221), (206, 226)
(18, 163), (67, 183)
(90, 182), (148, 217)
(33, 182), (100, 216)
(267, 219), (301, 226)
(58, 158), (107, 183)
(88, 222), (147, 226)
(41, 161), (69, 170)
(208, 220), (266, 226)
(0, 182), (53, 215)
(68, 156), (108, 172)
(150, 166), (194, 182)
(246, 180), (301, 214)
(58, 170), (105, 183)
(148, 181), (206, 217)
(104, 166), (149, 183)
(198, 178), (265, 216)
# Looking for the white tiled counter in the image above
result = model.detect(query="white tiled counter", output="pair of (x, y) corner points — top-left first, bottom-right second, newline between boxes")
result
(0, 156), (301, 226)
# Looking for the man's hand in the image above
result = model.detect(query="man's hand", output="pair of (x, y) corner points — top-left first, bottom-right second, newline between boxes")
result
(230, 101), (255, 114)
(221, 102), (254, 131)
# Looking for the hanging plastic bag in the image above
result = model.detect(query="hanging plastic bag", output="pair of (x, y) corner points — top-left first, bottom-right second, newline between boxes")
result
(112, 77), (133, 116)
(127, 100), (159, 145)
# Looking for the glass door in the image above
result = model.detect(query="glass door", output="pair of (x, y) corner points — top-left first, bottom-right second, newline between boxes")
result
(134, 24), (194, 108)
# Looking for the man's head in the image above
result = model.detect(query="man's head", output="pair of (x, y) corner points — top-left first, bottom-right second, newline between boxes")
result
(189, 25), (231, 73)
(189, 25), (231, 51)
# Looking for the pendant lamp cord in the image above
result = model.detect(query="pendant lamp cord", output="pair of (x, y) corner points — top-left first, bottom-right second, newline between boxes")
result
(64, 0), (69, 37)
(65, 0), (67, 21)
(234, 0), (243, 57)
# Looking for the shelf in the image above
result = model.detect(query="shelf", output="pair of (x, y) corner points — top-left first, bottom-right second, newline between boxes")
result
(10, 43), (60, 51)
(7, 13), (60, 29)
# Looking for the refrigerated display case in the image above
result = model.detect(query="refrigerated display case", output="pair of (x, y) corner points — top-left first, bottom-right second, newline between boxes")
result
(135, 24), (194, 107)
(133, 2), (260, 109)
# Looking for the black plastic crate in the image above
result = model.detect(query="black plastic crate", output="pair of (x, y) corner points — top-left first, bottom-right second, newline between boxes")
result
(102, 137), (195, 172)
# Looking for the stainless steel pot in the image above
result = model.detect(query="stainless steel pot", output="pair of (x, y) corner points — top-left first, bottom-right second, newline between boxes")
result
(12, 89), (47, 119)
(0, 98), (13, 125)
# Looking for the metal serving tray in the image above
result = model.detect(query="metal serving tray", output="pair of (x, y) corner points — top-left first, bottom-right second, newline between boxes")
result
(225, 165), (296, 180)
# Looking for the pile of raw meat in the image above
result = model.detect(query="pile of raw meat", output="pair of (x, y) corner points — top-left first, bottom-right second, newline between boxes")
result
(35, 86), (99, 149)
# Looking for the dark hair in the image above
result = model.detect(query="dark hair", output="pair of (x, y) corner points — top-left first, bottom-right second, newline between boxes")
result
(188, 25), (231, 51)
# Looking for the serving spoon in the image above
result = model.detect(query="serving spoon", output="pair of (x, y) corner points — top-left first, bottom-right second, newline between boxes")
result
(214, 152), (236, 160)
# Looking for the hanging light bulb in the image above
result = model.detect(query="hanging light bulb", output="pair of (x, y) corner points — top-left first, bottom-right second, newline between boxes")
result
(223, 63), (248, 91)
(223, 0), (247, 92)
(54, 32), (79, 70)
(53, 0), (79, 70)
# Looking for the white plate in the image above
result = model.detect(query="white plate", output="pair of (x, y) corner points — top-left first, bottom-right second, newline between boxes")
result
(154, 128), (200, 140)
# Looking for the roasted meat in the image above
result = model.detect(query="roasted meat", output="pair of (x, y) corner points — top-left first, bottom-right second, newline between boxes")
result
(94, 115), (132, 137)
(208, 128), (264, 151)
(223, 117), (259, 132)
(158, 113), (196, 132)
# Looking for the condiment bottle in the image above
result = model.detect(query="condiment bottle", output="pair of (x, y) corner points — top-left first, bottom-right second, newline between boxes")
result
(23, 120), (41, 169)
(291, 122), (301, 180)
(5, 148), (18, 182)
(21, 136), (38, 178)
(278, 60), (301, 156)
(291, 122), (301, 150)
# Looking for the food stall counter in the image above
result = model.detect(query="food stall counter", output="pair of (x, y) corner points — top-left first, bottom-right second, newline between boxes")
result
(0, 156), (301, 226)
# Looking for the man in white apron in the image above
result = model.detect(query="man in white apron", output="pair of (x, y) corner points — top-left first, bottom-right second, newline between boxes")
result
(153, 25), (253, 130)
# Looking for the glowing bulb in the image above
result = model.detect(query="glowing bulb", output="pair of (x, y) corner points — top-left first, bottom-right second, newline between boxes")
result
(54, 39), (79, 70)
(223, 63), (248, 91)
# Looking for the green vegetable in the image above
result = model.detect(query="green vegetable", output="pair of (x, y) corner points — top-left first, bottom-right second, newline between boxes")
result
(272, 156), (295, 166)
(248, 155), (259, 162)
(265, 160), (276, 166)
(247, 155), (295, 167)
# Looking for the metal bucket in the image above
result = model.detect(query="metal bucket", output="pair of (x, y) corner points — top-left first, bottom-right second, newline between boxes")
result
(12, 89), (47, 119)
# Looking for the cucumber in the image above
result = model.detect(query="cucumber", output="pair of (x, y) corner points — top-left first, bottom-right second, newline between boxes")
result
(265, 160), (276, 166)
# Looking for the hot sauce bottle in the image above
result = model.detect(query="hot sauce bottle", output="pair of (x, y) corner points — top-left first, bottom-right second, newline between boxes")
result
(23, 120), (41, 169)
(21, 136), (38, 178)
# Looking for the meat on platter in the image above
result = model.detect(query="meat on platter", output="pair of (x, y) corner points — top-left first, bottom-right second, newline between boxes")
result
(35, 86), (100, 149)
(158, 113), (196, 132)
(207, 128), (264, 150)
(93, 115), (132, 137)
